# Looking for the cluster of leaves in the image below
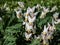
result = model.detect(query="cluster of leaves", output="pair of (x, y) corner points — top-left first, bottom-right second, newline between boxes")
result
(0, 0), (60, 45)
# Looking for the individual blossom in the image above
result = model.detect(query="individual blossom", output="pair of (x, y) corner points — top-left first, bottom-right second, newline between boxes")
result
(28, 12), (38, 25)
(28, 15), (36, 25)
(53, 12), (59, 20)
(54, 19), (60, 24)
(36, 4), (42, 8)
(47, 22), (55, 40)
(47, 22), (55, 32)
(23, 22), (34, 33)
(53, 12), (60, 24)
(14, 7), (22, 18)
(50, 6), (58, 12)
(40, 7), (49, 18)
(18, 2), (24, 8)
(27, 7), (32, 14)
(25, 32), (32, 41)
(42, 25), (48, 35)
(27, 6), (35, 13)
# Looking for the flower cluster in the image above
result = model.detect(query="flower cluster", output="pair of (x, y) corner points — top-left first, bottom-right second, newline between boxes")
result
(23, 6), (39, 41)
(41, 21), (55, 45)
(13, 1), (59, 44)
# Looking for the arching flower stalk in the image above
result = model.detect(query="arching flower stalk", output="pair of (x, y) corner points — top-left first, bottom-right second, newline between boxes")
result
(23, 21), (33, 41)
(47, 23), (55, 40)
(41, 25), (49, 45)
(41, 22), (56, 45)
(23, 6), (39, 40)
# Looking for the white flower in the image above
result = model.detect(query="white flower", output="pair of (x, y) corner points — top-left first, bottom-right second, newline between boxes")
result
(48, 22), (55, 32)
(14, 8), (22, 18)
(30, 12), (38, 17)
(36, 4), (41, 8)
(32, 6), (36, 12)
(50, 6), (58, 12)
(43, 25), (48, 34)
(27, 12), (38, 23)
(25, 22), (33, 31)
(53, 12), (59, 19)
(27, 7), (32, 14)
(23, 21), (26, 25)
(28, 15), (36, 23)
(40, 7), (49, 18)
(27, 6), (35, 13)
(40, 11), (46, 18)
(27, 6), (36, 14)
(36, 4), (42, 11)
(43, 7), (49, 13)
(25, 32), (32, 39)
(18, 2), (24, 8)
(53, 12), (60, 24)
(54, 19), (60, 24)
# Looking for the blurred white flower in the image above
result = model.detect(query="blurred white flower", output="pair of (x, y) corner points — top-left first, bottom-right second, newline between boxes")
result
(48, 22), (55, 32)
(43, 6), (49, 13)
(36, 4), (41, 8)
(50, 6), (58, 12)
(27, 6), (35, 13)
(54, 19), (60, 24)
(40, 7), (49, 18)
(25, 32), (32, 40)
(32, 6), (36, 12)
(53, 12), (60, 24)
(0, 17), (2, 22)
(53, 12), (59, 19)
(30, 12), (38, 17)
(44, 8), (49, 13)
(40, 12), (46, 18)
(42, 25), (48, 34)
(14, 8), (22, 18)
(27, 7), (32, 14)
(36, 4), (42, 11)
(25, 22), (33, 31)
(28, 15), (36, 24)
(41, 32), (48, 45)
(23, 21), (26, 25)
(18, 2), (24, 8)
